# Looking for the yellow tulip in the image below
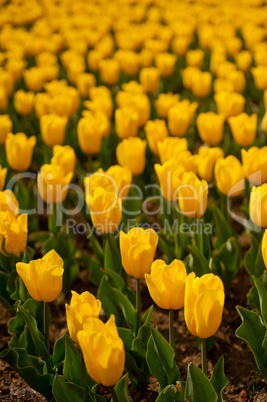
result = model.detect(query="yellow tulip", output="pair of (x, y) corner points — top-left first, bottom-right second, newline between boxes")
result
(215, 155), (244, 197)
(0, 190), (19, 215)
(197, 147), (224, 182)
(176, 172), (208, 218)
(40, 114), (68, 147)
(0, 115), (12, 145)
(261, 112), (267, 134)
(5, 133), (36, 171)
(252, 66), (267, 91)
(197, 112), (224, 146)
(0, 166), (7, 192)
(155, 53), (176, 77)
(77, 73), (96, 98)
(34, 93), (52, 119)
(172, 35), (191, 57)
(213, 78), (234, 94)
(210, 52), (226, 75)
(23, 67), (45, 92)
(115, 106), (139, 139)
(51, 145), (76, 176)
(87, 49), (103, 72)
(184, 272), (225, 339)
(119, 51), (140, 76)
(229, 113), (257, 146)
(14, 90), (34, 116)
(216, 61), (236, 80)
(0, 211), (27, 256)
(139, 67), (160, 94)
(87, 187), (122, 234)
(130, 93), (151, 127)
(5, 58), (27, 81)
(145, 119), (169, 155)
(168, 100), (198, 137)
(228, 70), (246, 93)
(191, 71), (212, 98)
(155, 93), (180, 118)
(99, 59), (120, 86)
(37, 164), (73, 204)
(120, 227), (158, 278)
(225, 37), (242, 56)
(145, 259), (187, 310)
(214, 91), (245, 120)
(105, 165), (132, 200)
(84, 96), (113, 120)
(66, 290), (101, 343)
(0, 69), (14, 96)
(181, 67), (199, 90)
(158, 137), (188, 164)
(261, 230), (267, 267)
(77, 116), (103, 155)
(186, 49), (204, 68)
(250, 184), (267, 227)
(235, 51), (252, 73)
(0, 87), (8, 111)
(77, 315), (125, 387)
(139, 48), (154, 68)
(116, 137), (146, 176)
(16, 250), (64, 302)
(242, 147), (267, 185)
(155, 159), (186, 202)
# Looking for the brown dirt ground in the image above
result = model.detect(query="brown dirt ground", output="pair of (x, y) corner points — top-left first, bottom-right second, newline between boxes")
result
(0, 265), (267, 401)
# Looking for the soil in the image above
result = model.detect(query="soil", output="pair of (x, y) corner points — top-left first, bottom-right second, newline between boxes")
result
(0, 264), (267, 401)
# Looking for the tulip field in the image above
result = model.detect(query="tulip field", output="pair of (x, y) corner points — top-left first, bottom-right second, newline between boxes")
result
(1, 0), (267, 400)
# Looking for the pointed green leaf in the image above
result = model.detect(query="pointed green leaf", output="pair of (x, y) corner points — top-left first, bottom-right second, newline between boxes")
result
(186, 245), (209, 276)
(244, 235), (265, 277)
(113, 373), (129, 402)
(156, 383), (185, 402)
(151, 327), (180, 385)
(52, 332), (66, 369)
(113, 288), (137, 335)
(210, 356), (229, 402)
(132, 305), (153, 357)
(89, 234), (104, 263)
(212, 205), (233, 247)
(185, 363), (218, 402)
(252, 276), (267, 325)
(52, 374), (95, 402)
(118, 328), (134, 352)
(104, 234), (122, 274)
(63, 334), (82, 386)
(124, 351), (149, 388)
(146, 335), (168, 391)
(236, 306), (267, 378)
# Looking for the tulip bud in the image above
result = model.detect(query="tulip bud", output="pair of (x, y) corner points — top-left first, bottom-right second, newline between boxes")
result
(116, 137), (146, 176)
(40, 114), (68, 147)
(176, 172), (208, 218)
(214, 91), (245, 120)
(84, 96), (113, 119)
(120, 227), (158, 278)
(197, 112), (224, 146)
(0, 115), (12, 145)
(197, 147), (224, 182)
(37, 164), (73, 204)
(213, 78), (234, 94)
(145, 119), (168, 154)
(235, 51), (252, 73)
(184, 272), (225, 339)
(14, 90), (34, 116)
(172, 35), (191, 57)
(261, 112), (267, 134)
(186, 49), (204, 68)
(215, 155), (244, 197)
(158, 137), (188, 164)
(5, 133), (36, 171)
(23, 67), (45, 92)
(155, 159), (186, 202)
(155, 53), (176, 77)
(0, 211), (27, 257)
(191, 70), (212, 98)
(66, 290), (101, 343)
(51, 145), (76, 176)
(16, 250), (64, 302)
(99, 59), (120, 86)
(139, 67), (160, 93)
(261, 230), (267, 267)
(77, 315), (125, 386)
(155, 92), (180, 118)
(168, 100), (198, 137)
(228, 70), (246, 93)
(250, 184), (267, 228)
(145, 259), (187, 309)
(115, 106), (139, 139)
(34, 93), (52, 119)
(0, 166), (7, 192)
(0, 190), (19, 215)
(77, 73), (96, 98)
(77, 116), (103, 155)
(229, 113), (257, 146)
(252, 66), (267, 91)
(0, 87), (8, 111)
(242, 147), (267, 185)
(105, 165), (132, 200)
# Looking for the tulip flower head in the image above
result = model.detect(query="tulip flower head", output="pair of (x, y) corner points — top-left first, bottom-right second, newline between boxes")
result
(249, 184), (267, 228)
(176, 172), (208, 218)
(5, 133), (36, 171)
(0, 211), (27, 256)
(16, 250), (64, 302)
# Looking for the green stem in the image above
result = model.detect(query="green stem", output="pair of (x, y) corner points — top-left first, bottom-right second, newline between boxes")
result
(109, 386), (119, 402)
(172, 205), (180, 259)
(201, 338), (207, 376)
(43, 302), (50, 351)
(169, 308), (174, 349)
(80, 352), (87, 389)
(136, 278), (141, 332)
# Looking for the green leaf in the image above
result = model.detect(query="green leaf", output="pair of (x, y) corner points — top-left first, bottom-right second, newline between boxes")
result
(252, 276), (267, 325)
(210, 356), (229, 402)
(90, 233), (104, 263)
(185, 363), (218, 402)
(212, 205), (233, 247)
(150, 327), (180, 385)
(236, 306), (267, 378)
(28, 231), (52, 244)
(0, 271), (14, 311)
(0, 348), (54, 400)
(132, 305), (153, 357)
(52, 332), (66, 369)
(113, 373), (129, 402)
(118, 328), (134, 352)
(185, 245), (209, 276)
(244, 235), (265, 278)
(113, 288), (137, 335)
(210, 237), (241, 290)
(124, 351), (149, 388)
(156, 383), (185, 402)
(63, 334), (82, 386)
(158, 234), (176, 262)
(17, 304), (50, 363)
(52, 374), (95, 402)
(146, 335), (168, 391)
(104, 234), (122, 274)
